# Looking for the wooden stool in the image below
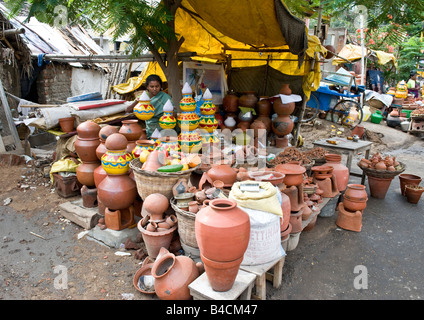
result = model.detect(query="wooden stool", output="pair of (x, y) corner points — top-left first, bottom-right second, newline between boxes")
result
(188, 269), (256, 300)
(240, 256), (285, 300)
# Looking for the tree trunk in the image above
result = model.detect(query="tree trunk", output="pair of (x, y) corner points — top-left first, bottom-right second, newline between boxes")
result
(164, 40), (183, 111)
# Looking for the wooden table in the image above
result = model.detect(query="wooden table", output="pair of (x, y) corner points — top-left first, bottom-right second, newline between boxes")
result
(313, 138), (373, 185)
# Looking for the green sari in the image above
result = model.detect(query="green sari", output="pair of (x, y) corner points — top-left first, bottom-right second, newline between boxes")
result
(145, 91), (172, 138)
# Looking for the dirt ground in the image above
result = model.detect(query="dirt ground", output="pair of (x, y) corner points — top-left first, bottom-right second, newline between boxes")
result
(0, 118), (421, 300)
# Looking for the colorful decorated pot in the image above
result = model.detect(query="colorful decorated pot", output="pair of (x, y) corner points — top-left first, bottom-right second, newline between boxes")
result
(132, 139), (156, 158)
(199, 114), (218, 133)
(134, 91), (155, 120)
(156, 136), (180, 153)
(179, 83), (196, 112)
(177, 111), (200, 131)
(101, 149), (133, 175)
(178, 131), (202, 153)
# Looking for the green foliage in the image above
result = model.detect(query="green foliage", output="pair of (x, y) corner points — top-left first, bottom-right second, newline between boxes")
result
(396, 37), (423, 82)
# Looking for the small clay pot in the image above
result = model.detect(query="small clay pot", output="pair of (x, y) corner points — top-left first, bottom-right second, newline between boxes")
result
(399, 174), (422, 196)
(405, 185), (424, 204)
(59, 117), (75, 133)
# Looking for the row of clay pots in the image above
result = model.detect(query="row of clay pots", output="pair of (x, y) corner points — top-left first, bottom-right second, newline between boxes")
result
(399, 173), (423, 204)
(336, 184), (367, 232)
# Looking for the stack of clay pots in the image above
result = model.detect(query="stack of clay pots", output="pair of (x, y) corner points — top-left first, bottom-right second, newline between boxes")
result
(75, 121), (101, 207)
(336, 184), (367, 232)
(399, 173), (423, 204)
(137, 193), (178, 259)
(97, 133), (137, 231)
(272, 84), (294, 147)
(198, 88), (219, 147)
(119, 119), (145, 157)
(324, 153), (349, 192)
(195, 199), (250, 291)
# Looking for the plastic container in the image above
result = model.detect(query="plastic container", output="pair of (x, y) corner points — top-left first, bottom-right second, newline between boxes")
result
(370, 110), (383, 124)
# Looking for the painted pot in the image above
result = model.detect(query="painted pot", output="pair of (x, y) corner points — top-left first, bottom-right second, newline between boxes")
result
(132, 140), (155, 158)
(178, 131), (202, 153)
(134, 98), (155, 120)
(101, 149), (133, 175)
(180, 92), (196, 112)
(399, 174), (422, 196)
(156, 136), (180, 153)
(199, 114), (218, 133)
(151, 248), (200, 300)
(195, 199), (250, 262)
(159, 111), (177, 130)
(177, 111), (200, 131)
(119, 119), (142, 141)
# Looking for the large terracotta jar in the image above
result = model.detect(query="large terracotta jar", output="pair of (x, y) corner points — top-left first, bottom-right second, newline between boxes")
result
(195, 199), (250, 262)
(257, 97), (272, 116)
(222, 91), (239, 113)
(325, 153), (349, 192)
(195, 198), (250, 292)
(119, 119), (142, 141)
(280, 191), (291, 231)
(272, 115), (294, 136)
(97, 174), (137, 210)
(96, 125), (119, 160)
(273, 97), (295, 115)
(76, 120), (101, 139)
(75, 121), (101, 162)
(151, 248), (200, 300)
(343, 184), (368, 212)
(238, 91), (258, 109)
(76, 161), (99, 187)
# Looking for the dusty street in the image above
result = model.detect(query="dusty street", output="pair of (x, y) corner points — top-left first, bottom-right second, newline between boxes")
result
(1, 119), (423, 301)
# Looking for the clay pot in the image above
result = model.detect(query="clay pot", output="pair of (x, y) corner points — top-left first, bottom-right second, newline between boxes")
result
(272, 115), (294, 136)
(311, 165), (334, 180)
(95, 140), (108, 160)
(59, 117), (75, 133)
(275, 135), (289, 148)
(188, 201), (200, 214)
(257, 97), (272, 115)
(132, 140), (155, 158)
(367, 175), (393, 199)
(279, 84), (292, 95)
(399, 174), (422, 196)
(142, 193), (169, 221)
(119, 119), (142, 141)
(195, 199), (250, 262)
(325, 154), (349, 192)
(99, 125), (119, 141)
(343, 184), (368, 212)
(105, 133), (128, 151)
(97, 174), (137, 210)
(133, 263), (155, 295)
(142, 150), (165, 172)
(104, 207), (135, 231)
(280, 222), (292, 241)
(165, 214), (178, 227)
(76, 121), (101, 139)
(238, 91), (258, 108)
(207, 163), (238, 187)
(93, 165), (107, 187)
(137, 220), (177, 258)
(289, 210), (303, 233)
(248, 171), (285, 186)
(324, 45), (336, 59)
(273, 97), (295, 115)
(200, 253), (243, 292)
(275, 163), (306, 186)
(151, 249), (200, 300)
(222, 91), (239, 113)
(76, 161), (100, 187)
(75, 137), (101, 162)
(255, 115), (272, 132)
(280, 191), (291, 232)
(404, 185), (424, 204)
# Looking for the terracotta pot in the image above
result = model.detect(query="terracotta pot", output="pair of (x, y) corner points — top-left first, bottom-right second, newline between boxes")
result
(142, 150), (166, 171)
(76, 161), (100, 187)
(248, 171), (285, 186)
(367, 175), (393, 199)
(311, 165), (334, 180)
(188, 201), (200, 214)
(119, 119), (142, 141)
(275, 135), (289, 148)
(399, 174), (422, 196)
(93, 165), (107, 188)
(343, 184), (368, 211)
(97, 174), (137, 210)
(222, 91), (239, 113)
(404, 185), (424, 204)
(75, 137), (101, 162)
(104, 207), (135, 231)
(195, 199), (250, 262)
(105, 133), (128, 151)
(325, 154), (349, 192)
(95, 140), (108, 160)
(255, 115), (272, 132)
(133, 263), (155, 295)
(201, 253), (243, 292)
(151, 248), (199, 300)
(273, 97), (295, 115)
(132, 140), (155, 158)
(280, 222), (292, 240)
(137, 220), (177, 258)
(207, 163), (238, 187)
(257, 97), (272, 116)
(142, 193), (169, 221)
(279, 84), (292, 95)
(76, 121), (101, 139)
(275, 163), (306, 186)
(59, 117), (75, 133)
(289, 210), (303, 233)
(303, 215), (317, 231)
(238, 91), (258, 108)
(272, 115), (294, 136)
(280, 191), (291, 232)
(99, 125), (119, 141)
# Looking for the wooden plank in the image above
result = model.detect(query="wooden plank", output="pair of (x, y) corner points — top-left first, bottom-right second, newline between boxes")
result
(0, 78), (23, 153)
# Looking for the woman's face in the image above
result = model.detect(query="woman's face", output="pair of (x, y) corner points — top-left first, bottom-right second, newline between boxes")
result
(146, 80), (161, 97)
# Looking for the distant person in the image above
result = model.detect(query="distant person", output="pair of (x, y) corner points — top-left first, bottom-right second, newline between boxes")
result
(126, 74), (172, 138)
(407, 71), (419, 98)
(367, 67), (383, 93)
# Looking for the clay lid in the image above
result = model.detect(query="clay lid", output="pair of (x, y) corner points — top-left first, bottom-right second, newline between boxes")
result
(105, 133), (128, 151)
(274, 163), (306, 175)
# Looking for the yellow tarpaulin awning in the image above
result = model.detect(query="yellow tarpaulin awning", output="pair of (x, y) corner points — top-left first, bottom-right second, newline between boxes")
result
(333, 44), (397, 67)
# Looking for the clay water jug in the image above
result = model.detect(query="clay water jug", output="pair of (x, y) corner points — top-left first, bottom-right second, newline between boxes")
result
(325, 153), (349, 191)
(272, 115), (294, 136)
(151, 248), (200, 300)
(222, 91), (239, 113)
(97, 174), (137, 210)
(343, 184), (368, 211)
(207, 162), (238, 187)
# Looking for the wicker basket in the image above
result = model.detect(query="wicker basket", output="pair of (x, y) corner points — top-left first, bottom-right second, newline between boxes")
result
(130, 158), (198, 200)
(170, 198), (198, 248)
(357, 161), (406, 178)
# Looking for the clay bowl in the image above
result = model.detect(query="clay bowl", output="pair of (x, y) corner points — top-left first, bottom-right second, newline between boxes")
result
(248, 171), (285, 186)
(274, 163), (306, 186)
(133, 263), (155, 294)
